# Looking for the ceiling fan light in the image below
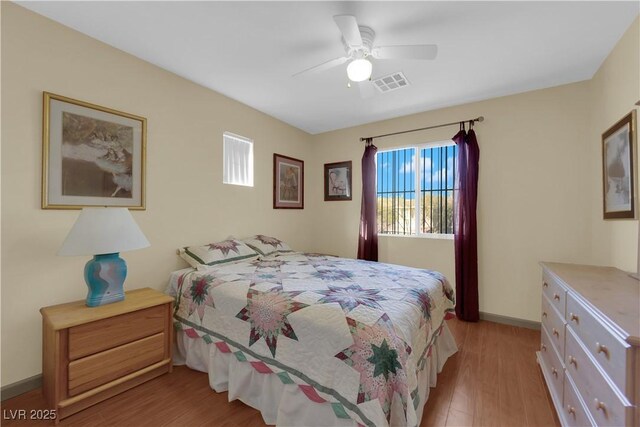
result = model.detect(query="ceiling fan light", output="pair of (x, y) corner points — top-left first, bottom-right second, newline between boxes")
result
(347, 58), (372, 82)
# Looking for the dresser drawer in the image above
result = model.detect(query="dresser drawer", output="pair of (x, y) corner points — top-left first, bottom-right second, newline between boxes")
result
(69, 305), (166, 360)
(566, 292), (631, 395)
(542, 270), (567, 316)
(68, 332), (165, 397)
(540, 324), (564, 404)
(563, 374), (595, 427)
(542, 294), (566, 358)
(565, 327), (633, 427)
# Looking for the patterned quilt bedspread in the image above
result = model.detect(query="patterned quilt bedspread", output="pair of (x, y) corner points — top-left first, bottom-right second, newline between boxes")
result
(168, 253), (455, 426)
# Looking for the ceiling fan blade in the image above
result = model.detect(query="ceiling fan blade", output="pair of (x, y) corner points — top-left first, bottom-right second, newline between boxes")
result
(358, 81), (376, 99)
(333, 15), (363, 47)
(373, 44), (438, 60)
(292, 56), (349, 78)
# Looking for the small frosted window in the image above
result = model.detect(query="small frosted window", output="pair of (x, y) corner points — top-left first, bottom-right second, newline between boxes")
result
(223, 132), (253, 187)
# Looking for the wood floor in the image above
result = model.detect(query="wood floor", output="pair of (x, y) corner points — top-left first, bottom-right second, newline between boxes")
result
(1, 319), (560, 426)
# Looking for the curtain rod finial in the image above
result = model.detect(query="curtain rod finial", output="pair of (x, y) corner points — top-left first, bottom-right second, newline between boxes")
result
(477, 116), (484, 122)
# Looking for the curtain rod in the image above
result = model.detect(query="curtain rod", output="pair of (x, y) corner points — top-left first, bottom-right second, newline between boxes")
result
(360, 116), (484, 142)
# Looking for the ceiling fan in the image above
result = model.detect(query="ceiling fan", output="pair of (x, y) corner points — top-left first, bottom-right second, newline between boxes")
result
(293, 15), (438, 97)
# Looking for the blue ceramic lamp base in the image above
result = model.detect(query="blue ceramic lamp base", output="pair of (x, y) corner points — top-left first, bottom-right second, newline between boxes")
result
(84, 253), (127, 307)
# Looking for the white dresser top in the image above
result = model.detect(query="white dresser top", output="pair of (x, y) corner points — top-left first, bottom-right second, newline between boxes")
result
(540, 262), (640, 346)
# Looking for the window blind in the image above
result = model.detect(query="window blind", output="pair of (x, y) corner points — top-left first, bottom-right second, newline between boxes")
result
(223, 132), (254, 187)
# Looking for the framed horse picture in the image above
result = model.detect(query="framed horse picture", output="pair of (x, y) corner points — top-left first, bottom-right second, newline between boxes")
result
(324, 161), (352, 201)
(42, 92), (146, 209)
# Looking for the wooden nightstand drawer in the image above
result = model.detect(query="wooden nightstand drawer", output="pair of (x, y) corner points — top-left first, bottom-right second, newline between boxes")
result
(69, 305), (166, 360)
(68, 333), (165, 396)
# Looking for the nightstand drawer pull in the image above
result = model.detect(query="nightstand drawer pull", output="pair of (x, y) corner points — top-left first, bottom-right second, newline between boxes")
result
(543, 282), (548, 288)
(552, 328), (560, 338)
(553, 293), (560, 301)
(567, 405), (576, 417)
(551, 367), (558, 377)
(568, 356), (577, 368)
(541, 344), (547, 352)
(569, 312), (579, 323)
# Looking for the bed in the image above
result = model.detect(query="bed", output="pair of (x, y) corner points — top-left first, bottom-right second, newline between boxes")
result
(167, 251), (457, 427)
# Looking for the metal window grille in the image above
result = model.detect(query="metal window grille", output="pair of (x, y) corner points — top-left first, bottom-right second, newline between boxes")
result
(376, 148), (415, 235)
(376, 144), (457, 235)
(420, 145), (457, 234)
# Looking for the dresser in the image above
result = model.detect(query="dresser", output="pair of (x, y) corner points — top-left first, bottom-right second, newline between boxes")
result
(40, 288), (174, 423)
(537, 262), (639, 427)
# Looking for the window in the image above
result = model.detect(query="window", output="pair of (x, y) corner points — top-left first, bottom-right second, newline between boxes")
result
(223, 132), (253, 187)
(376, 142), (457, 236)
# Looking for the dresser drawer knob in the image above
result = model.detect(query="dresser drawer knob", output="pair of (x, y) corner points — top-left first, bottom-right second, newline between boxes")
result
(569, 313), (579, 323)
(551, 367), (558, 377)
(596, 343), (610, 359)
(568, 356), (577, 368)
(543, 282), (548, 288)
(553, 293), (560, 301)
(541, 344), (547, 352)
(552, 328), (560, 338)
(567, 405), (576, 417)
(594, 399), (607, 416)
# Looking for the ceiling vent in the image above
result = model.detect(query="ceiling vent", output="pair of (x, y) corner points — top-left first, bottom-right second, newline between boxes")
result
(372, 72), (409, 93)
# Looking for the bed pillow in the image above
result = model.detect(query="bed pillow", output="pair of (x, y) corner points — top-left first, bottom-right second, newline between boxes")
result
(178, 239), (259, 269)
(242, 235), (293, 257)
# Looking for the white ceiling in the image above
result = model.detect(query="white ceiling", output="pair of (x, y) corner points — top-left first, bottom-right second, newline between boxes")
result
(17, 1), (639, 134)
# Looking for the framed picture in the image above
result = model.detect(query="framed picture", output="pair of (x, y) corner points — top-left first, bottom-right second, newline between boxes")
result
(273, 153), (304, 209)
(602, 110), (636, 219)
(42, 92), (146, 209)
(324, 161), (352, 201)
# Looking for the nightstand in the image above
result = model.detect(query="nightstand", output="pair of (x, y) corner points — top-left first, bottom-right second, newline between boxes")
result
(40, 288), (174, 423)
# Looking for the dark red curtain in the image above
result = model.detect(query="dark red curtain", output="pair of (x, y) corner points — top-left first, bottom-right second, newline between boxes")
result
(453, 123), (480, 321)
(357, 139), (378, 261)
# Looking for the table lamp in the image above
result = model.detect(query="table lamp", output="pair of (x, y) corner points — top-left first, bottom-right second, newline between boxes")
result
(58, 207), (150, 307)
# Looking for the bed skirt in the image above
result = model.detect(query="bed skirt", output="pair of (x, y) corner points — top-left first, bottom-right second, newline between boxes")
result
(173, 322), (458, 427)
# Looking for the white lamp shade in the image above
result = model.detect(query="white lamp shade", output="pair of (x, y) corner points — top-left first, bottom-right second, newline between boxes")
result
(347, 59), (372, 82)
(58, 208), (150, 256)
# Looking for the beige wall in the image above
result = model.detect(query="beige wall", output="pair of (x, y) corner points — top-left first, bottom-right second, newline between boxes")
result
(0, 3), (314, 387)
(588, 17), (640, 272)
(308, 83), (594, 323)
